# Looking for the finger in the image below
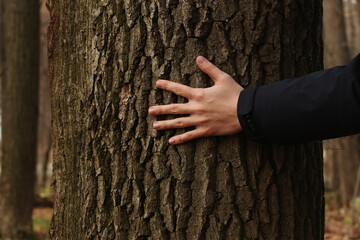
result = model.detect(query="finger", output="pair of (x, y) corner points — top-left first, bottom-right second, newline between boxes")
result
(156, 80), (195, 99)
(196, 56), (226, 83)
(148, 103), (190, 116)
(153, 117), (195, 130)
(169, 129), (204, 145)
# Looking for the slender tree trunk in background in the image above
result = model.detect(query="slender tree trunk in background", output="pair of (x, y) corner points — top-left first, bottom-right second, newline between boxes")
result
(323, 0), (350, 66)
(49, 1), (324, 239)
(323, 0), (353, 206)
(41, 134), (52, 189)
(344, 0), (360, 56)
(0, 0), (39, 238)
(324, 0), (360, 207)
(336, 136), (360, 205)
(36, 0), (52, 194)
(0, 0), (3, 155)
(324, 137), (360, 206)
(358, 0), (360, 25)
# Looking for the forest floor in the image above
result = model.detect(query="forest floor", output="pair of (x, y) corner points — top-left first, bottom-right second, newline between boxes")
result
(32, 195), (53, 240)
(33, 208), (52, 240)
(325, 204), (360, 240)
(32, 202), (360, 239)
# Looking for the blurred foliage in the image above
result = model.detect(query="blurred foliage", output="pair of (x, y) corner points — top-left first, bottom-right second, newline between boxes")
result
(344, 216), (352, 225)
(32, 217), (50, 233)
(39, 187), (51, 198)
(355, 197), (360, 212)
(325, 191), (341, 206)
(32, 208), (52, 240)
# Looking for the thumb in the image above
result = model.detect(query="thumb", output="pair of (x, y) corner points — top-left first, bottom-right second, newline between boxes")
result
(196, 56), (226, 83)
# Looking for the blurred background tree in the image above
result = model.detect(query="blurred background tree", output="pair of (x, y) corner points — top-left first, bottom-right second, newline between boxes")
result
(0, 0), (2, 158)
(36, 0), (51, 196)
(0, 0), (40, 238)
(323, 0), (360, 207)
(0, 1), (52, 238)
(322, 0), (360, 238)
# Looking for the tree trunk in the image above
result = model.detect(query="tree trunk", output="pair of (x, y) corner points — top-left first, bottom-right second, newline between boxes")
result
(343, 0), (360, 57)
(323, 0), (360, 207)
(323, 0), (350, 67)
(358, 1), (360, 26)
(323, 0), (349, 205)
(0, 0), (3, 153)
(0, 0), (39, 238)
(336, 136), (360, 205)
(49, 1), (324, 239)
(36, 0), (52, 194)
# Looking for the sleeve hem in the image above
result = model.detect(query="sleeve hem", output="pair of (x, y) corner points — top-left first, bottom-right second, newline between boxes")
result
(237, 88), (267, 142)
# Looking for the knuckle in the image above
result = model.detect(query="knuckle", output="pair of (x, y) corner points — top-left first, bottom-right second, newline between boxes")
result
(171, 105), (179, 114)
(185, 132), (193, 140)
(174, 86), (182, 95)
(193, 107), (201, 115)
(198, 117), (208, 125)
(177, 136), (183, 144)
(176, 119), (184, 128)
(192, 104), (206, 114)
(220, 73), (231, 81)
(201, 127), (211, 136)
(193, 90), (204, 101)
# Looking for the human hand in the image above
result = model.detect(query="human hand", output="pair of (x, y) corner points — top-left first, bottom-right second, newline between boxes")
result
(149, 56), (244, 145)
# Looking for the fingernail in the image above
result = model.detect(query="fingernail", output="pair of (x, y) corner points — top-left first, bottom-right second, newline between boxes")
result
(198, 56), (207, 64)
(169, 138), (175, 144)
(153, 122), (160, 129)
(156, 80), (163, 86)
(149, 107), (155, 114)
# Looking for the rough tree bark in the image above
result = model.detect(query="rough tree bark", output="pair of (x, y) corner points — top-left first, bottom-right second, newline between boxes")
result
(0, 0), (39, 238)
(49, 1), (324, 239)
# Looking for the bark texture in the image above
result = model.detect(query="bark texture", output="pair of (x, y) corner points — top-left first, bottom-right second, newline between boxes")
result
(49, 1), (324, 239)
(0, 0), (39, 238)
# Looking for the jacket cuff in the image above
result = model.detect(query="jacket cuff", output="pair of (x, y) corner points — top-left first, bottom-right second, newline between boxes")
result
(237, 88), (267, 142)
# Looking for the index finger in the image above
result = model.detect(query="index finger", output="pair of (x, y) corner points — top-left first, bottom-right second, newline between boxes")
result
(156, 80), (195, 99)
(196, 56), (227, 83)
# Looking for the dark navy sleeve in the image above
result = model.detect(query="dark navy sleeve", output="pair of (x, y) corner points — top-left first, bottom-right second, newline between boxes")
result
(237, 54), (360, 144)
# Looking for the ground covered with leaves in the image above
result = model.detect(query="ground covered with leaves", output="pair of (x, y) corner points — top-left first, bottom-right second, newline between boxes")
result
(33, 208), (52, 240)
(325, 204), (360, 240)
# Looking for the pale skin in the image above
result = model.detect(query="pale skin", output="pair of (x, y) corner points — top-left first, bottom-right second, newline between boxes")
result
(148, 56), (244, 145)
